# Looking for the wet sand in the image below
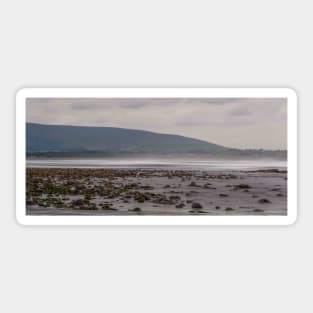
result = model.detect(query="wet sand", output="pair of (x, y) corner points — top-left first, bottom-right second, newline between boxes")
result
(26, 168), (287, 216)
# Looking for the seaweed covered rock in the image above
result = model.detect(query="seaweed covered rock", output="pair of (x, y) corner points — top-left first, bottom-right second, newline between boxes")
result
(192, 202), (203, 209)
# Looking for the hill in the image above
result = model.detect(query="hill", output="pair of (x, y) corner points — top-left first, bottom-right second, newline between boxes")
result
(26, 123), (286, 159)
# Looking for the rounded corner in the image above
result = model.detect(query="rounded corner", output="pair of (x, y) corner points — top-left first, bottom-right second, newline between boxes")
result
(284, 88), (298, 102)
(15, 212), (28, 226)
(16, 88), (28, 101)
(285, 212), (298, 226)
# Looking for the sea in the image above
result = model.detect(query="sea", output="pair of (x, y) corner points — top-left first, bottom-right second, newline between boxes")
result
(26, 158), (287, 171)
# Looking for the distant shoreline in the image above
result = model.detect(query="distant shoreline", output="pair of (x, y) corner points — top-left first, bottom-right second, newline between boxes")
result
(26, 151), (287, 160)
(26, 158), (287, 172)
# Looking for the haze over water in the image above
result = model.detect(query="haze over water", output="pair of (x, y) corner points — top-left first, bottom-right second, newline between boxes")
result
(26, 158), (287, 171)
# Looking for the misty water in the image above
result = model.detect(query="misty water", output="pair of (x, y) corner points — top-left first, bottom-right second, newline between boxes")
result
(26, 158), (287, 171)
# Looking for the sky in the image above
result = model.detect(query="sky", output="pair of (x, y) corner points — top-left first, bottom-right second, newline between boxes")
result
(26, 98), (287, 150)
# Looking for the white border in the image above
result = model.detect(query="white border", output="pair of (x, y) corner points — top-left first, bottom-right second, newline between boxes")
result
(16, 88), (297, 226)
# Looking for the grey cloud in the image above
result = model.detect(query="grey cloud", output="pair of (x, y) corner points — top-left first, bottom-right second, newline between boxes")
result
(26, 97), (287, 149)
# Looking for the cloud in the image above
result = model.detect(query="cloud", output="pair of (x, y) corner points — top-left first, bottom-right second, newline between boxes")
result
(228, 107), (253, 117)
(26, 97), (287, 149)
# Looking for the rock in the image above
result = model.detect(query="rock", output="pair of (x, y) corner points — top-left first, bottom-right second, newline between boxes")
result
(84, 194), (92, 200)
(234, 184), (252, 189)
(203, 183), (214, 189)
(103, 207), (117, 211)
(76, 204), (98, 210)
(162, 199), (175, 205)
(219, 194), (228, 197)
(192, 202), (203, 209)
(163, 184), (171, 188)
(253, 209), (264, 213)
(71, 199), (85, 206)
(185, 191), (199, 197)
(189, 182), (198, 187)
(247, 169), (286, 174)
(169, 195), (181, 201)
(258, 198), (271, 204)
(129, 207), (142, 212)
(175, 203), (185, 208)
(136, 198), (145, 203)
(215, 206), (220, 209)
(225, 207), (234, 211)
(142, 185), (154, 190)
(276, 193), (284, 197)
(189, 209), (207, 214)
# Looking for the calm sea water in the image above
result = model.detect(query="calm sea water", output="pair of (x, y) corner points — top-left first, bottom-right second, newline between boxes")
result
(26, 158), (287, 171)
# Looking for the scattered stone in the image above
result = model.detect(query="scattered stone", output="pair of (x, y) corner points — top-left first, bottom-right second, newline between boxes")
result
(203, 185), (217, 189)
(233, 184), (252, 189)
(169, 195), (181, 201)
(185, 191), (199, 197)
(270, 188), (280, 191)
(129, 207), (142, 212)
(136, 197), (145, 203)
(175, 203), (185, 208)
(203, 183), (215, 189)
(76, 204), (98, 210)
(246, 169), (286, 174)
(189, 210), (207, 214)
(84, 194), (92, 201)
(253, 209), (264, 213)
(258, 198), (271, 204)
(71, 199), (85, 206)
(26, 168), (285, 216)
(102, 207), (117, 211)
(192, 202), (203, 209)
(141, 185), (154, 190)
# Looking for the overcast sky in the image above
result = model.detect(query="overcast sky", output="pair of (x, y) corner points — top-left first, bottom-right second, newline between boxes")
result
(26, 98), (287, 150)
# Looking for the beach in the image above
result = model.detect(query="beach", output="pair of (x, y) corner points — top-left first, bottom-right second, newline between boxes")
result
(26, 161), (287, 216)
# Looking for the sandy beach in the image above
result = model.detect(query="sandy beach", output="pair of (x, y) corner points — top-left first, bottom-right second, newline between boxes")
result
(26, 167), (287, 216)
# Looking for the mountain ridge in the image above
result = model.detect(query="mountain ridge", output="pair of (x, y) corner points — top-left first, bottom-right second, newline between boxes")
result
(26, 123), (286, 159)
